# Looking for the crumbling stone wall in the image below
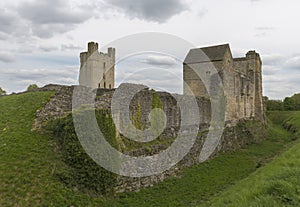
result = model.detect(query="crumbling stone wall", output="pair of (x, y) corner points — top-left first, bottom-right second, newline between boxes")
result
(34, 84), (265, 193)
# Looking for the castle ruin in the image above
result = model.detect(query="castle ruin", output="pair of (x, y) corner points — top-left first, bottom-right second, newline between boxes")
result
(78, 42), (265, 123)
(79, 42), (115, 89)
(184, 44), (265, 123)
(35, 42), (266, 193)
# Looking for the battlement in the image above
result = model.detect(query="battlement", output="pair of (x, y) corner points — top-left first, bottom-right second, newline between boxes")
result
(246, 50), (262, 65)
(88, 42), (98, 54)
(80, 42), (116, 64)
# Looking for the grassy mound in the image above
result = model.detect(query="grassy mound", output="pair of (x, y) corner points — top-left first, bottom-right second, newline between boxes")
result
(1, 92), (299, 207)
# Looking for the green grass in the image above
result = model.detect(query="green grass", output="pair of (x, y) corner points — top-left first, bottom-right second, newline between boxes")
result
(0, 92), (299, 207)
(199, 111), (300, 207)
(0, 92), (106, 206)
(266, 111), (298, 125)
(105, 120), (295, 207)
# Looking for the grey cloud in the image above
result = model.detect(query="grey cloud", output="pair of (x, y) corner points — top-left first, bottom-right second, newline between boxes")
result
(262, 54), (285, 66)
(263, 65), (280, 76)
(264, 83), (300, 100)
(0, 9), (29, 38)
(18, 0), (91, 24)
(17, 0), (94, 38)
(254, 26), (275, 38)
(255, 26), (275, 31)
(0, 67), (78, 93)
(0, 67), (76, 80)
(120, 69), (181, 81)
(261, 54), (287, 76)
(0, 32), (8, 40)
(39, 45), (59, 52)
(31, 24), (75, 39)
(254, 32), (267, 38)
(142, 55), (178, 66)
(115, 66), (182, 93)
(0, 52), (15, 63)
(285, 55), (300, 69)
(263, 70), (300, 99)
(61, 44), (83, 51)
(0, 9), (18, 34)
(104, 0), (189, 22)
(260, 53), (300, 98)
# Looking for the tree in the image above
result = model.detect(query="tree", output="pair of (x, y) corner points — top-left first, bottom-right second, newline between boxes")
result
(284, 97), (296, 111)
(0, 87), (6, 96)
(283, 94), (300, 111)
(265, 94), (300, 111)
(290, 94), (300, 110)
(27, 84), (39, 92)
(266, 100), (284, 111)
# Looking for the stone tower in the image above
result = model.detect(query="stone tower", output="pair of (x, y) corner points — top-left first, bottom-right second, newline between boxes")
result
(79, 42), (115, 89)
(183, 44), (265, 123)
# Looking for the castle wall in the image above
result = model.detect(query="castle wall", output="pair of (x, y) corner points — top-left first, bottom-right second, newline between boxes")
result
(222, 49), (236, 121)
(183, 63), (209, 98)
(34, 85), (266, 193)
(233, 58), (252, 119)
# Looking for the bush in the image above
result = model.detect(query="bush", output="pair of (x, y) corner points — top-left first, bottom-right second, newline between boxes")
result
(0, 87), (6, 96)
(27, 84), (39, 92)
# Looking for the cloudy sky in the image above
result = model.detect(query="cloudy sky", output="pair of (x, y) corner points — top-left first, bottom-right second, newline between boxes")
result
(0, 0), (299, 99)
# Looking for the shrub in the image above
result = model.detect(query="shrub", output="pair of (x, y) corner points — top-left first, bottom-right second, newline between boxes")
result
(0, 87), (6, 96)
(27, 84), (39, 92)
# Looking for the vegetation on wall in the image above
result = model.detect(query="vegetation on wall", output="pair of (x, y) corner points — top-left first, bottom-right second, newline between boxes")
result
(151, 92), (164, 136)
(135, 101), (142, 130)
(152, 92), (163, 109)
(47, 109), (118, 195)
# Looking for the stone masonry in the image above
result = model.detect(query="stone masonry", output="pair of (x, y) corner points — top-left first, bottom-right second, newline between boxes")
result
(79, 42), (115, 89)
(184, 44), (265, 123)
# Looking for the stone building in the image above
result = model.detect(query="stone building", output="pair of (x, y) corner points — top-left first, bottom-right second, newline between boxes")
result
(183, 44), (265, 122)
(78, 42), (265, 123)
(79, 42), (115, 89)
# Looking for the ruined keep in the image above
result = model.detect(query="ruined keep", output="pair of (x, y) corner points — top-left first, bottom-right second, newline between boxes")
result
(184, 44), (265, 123)
(79, 42), (115, 89)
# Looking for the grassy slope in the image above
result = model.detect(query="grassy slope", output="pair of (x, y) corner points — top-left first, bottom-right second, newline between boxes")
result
(200, 112), (300, 207)
(0, 92), (106, 207)
(0, 92), (298, 207)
